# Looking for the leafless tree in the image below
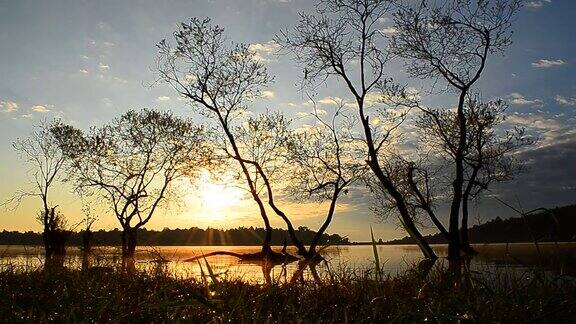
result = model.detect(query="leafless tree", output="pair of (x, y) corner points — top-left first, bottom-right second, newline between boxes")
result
(156, 18), (298, 262)
(414, 95), (533, 252)
(156, 16), (361, 266)
(279, 0), (438, 259)
(9, 120), (68, 263)
(51, 109), (212, 259)
(285, 98), (366, 257)
(391, 0), (522, 259)
(231, 112), (309, 257)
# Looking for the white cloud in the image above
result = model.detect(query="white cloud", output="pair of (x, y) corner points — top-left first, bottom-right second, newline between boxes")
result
(99, 63), (110, 71)
(311, 108), (327, 116)
(380, 26), (398, 35)
(102, 98), (113, 107)
(555, 95), (576, 107)
(1, 100), (18, 113)
(31, 105), (50, 113)
(248, 41), (280, 62)
(531, 59), (565, 68)
(261, 90), (275, 99)
(526, 0), (551, 8)
(79, 69), (89, 74)
(318, 96), (343, 105)
(103, 41), (115, 47)
(508, 92), (543, 107)
(20, 114), (33, 119)
(157, 96), (171, 102)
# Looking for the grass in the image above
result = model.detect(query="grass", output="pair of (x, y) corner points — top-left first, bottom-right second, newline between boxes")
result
(0, 263), (574, 323)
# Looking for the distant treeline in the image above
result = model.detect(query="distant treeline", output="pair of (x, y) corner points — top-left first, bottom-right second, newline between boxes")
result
(386, 204), (576, 244)
(0, 226), (349, 247)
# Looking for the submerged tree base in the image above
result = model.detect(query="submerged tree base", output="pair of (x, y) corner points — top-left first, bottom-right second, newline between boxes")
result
(1, 266), (575, 323)
(184, 249), (300, 264)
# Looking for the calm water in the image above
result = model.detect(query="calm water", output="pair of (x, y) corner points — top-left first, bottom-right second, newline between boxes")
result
(1, 243), (575, 282)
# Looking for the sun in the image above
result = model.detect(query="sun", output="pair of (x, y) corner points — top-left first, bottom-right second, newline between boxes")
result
(193, 171), (245, 221)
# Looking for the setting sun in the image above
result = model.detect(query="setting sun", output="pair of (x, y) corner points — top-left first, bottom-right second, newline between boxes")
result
(194, 171), (245, 221)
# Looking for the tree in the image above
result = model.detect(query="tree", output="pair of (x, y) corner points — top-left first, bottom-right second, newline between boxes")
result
(279, 0), (438, 259)
(10, 120), (68, 263)
(415, 96), (533, 252)
(156, 18), (289, 261)
(285, 98), (365, 256)
(52, 109), (211, 259)
(391, 0), (522, 259)
(156, 18), (360, 267)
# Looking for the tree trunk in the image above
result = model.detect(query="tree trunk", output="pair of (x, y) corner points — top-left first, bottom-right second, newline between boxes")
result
(308, 187), (340, 256)
(121, 227), (137, 273)
(448, 90), (468, 260)
(218, 115), (274, 256)
(42, 229), (53, 260)
(407, 166), (449, 240)
(121, 227), (137, 258)
(81, 229), (93, 271)
(82, 229), (93, 254)
(461, 198), (470, 246)
(358, 98), (436, 260)
(371, 162), (437, 260)
(460, 194), (478, 255)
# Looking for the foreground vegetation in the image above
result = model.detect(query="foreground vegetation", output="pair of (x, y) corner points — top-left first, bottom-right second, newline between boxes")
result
(1, 264), (574, 323)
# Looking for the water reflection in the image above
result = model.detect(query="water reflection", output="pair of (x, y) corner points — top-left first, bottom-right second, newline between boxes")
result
(1, 243), (575, 283)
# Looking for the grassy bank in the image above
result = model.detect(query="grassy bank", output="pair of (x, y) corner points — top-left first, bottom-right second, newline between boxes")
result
(0, 265), (575, 323)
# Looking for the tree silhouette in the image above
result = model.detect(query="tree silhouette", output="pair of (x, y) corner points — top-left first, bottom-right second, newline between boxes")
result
(391, 0), (522, 259)
(9, 120), (68, 265)
(415, 96), (533, 252)
(285, 98), (365, 256)
(51, 109), (211, 259)
(156, 18), (298, 262)
(279, 0), (437, 259)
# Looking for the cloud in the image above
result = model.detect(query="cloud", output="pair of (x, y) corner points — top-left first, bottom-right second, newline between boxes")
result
(531, 59), (565, 68)
(79, 69), (89, 75)
(555, 95), (576, 107)
(1, 101), (18, 113)
(318, 96), (343, 105)
(526, 0), (551, 8)
(248, 41), (280, 62)
(380, 26), (398, 35)
(261, 90), (275, 99)
(98, 63), (110, 71)
(31, 105), (50, 113)
(20, 114), (33, 119)
(102, 98), (113, 107)
(157, 96), (170, 102)
(311, 108), (327, 116)
(508, 92), (543, 108)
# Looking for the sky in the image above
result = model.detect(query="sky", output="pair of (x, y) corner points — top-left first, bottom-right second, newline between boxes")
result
(0, 0), (575, 242)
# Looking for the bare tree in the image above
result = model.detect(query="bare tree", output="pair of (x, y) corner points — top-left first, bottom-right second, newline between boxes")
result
(51, 109), (211, 259)
(391, 0), (522, 259)
(414, 95), (533, 252)
(156, 18), (287, 261)
(231, 112), (310, 257)
(285, 99), (365, 257)
(9, 120), (68, 263)
(279, 0), (438, 259)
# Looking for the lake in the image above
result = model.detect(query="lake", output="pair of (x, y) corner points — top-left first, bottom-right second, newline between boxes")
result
(1, 243), (575, 282)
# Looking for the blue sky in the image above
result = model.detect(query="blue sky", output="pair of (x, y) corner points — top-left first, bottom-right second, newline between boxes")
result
(0, 0), (574, 241)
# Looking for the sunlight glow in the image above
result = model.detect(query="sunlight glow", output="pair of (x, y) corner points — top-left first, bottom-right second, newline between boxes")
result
(194, 171), (245, 222)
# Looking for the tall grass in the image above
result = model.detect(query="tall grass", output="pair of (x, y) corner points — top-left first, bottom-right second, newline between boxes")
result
(0, 261), (574, 323)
